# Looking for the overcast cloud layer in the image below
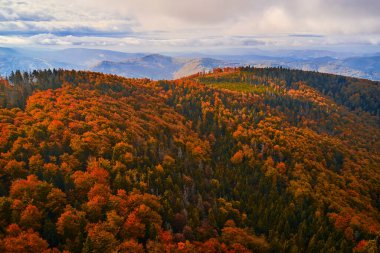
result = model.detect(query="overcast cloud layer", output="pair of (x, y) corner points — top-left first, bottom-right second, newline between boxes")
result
(0, 0), (379, 52)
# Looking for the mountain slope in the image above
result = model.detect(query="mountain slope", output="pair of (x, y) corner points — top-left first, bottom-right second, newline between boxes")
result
(219, 54), (380, 81)
(93, 54), (232, 79)
(0, 47), (74, 76)
(0, 68), (379, 252)
(0, 48), (144, 76)
(45, 48), (145, 68)
(92, 54), (181, 79)
(173, 58), (232, 79)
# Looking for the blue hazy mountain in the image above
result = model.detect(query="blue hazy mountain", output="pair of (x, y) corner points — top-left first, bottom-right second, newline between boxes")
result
(43, 48), (146, 68)
(0, 47), (379, 80)
(0, 47), (144, 76)
(0, 47), (74, 76)
(92, 54), (234, 80)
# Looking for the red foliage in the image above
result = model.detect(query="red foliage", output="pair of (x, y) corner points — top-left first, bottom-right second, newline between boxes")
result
(0, 224), (49, 253)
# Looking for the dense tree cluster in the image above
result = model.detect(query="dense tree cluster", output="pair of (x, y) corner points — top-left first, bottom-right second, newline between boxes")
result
(207, 67), (380, 116)
(0, 68), (379, 252)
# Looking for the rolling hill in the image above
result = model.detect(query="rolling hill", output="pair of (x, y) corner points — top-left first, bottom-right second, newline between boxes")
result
(0, 67), (378, 252)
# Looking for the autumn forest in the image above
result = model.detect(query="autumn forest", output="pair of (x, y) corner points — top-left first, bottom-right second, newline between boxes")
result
(0, 67), (379, 252)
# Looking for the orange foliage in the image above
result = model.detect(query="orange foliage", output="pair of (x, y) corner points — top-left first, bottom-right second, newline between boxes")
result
(230, 150), (244, 164)
(0, 224), (48, 253)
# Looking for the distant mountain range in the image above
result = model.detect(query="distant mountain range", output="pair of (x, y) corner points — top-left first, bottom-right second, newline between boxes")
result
(0, 47), (379, 80)
(93, 54), (234, 80)
(234, 55), (380, 81)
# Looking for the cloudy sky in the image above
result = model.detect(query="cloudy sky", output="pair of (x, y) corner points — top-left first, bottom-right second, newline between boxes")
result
(0, 0), (379, 53)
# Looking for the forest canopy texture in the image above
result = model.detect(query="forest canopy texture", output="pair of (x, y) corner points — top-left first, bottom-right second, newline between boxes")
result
(0, 67), (379, 252)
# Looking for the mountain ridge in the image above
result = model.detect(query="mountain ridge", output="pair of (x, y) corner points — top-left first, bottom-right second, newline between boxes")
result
(93, 54), (232, 80)
(1, 47), (380, 81)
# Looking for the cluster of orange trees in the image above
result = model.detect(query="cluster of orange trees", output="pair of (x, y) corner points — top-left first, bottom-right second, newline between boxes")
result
(0, 68), (378, 252)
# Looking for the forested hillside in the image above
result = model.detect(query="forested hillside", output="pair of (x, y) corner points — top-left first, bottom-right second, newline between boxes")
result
(0, 68), (379, 252)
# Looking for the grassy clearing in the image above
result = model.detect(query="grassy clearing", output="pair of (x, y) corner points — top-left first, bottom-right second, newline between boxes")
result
(206, 82), (276, 94)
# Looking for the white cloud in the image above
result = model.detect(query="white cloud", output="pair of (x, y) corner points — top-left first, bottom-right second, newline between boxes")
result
(0, 0), (379, 51)
(0, 35), (28, 45)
